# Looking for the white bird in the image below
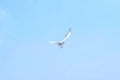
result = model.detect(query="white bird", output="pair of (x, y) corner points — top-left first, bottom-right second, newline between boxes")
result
(49, 28), (72, 48)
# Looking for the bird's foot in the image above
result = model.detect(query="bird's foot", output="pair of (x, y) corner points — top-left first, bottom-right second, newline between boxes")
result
(60, 46), (63, 48)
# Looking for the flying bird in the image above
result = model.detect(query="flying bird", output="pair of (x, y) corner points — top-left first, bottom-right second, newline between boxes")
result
(49, 28), (72, 48)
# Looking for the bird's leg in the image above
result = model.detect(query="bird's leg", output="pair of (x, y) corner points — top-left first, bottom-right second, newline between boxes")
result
(60, 45), (63, 48)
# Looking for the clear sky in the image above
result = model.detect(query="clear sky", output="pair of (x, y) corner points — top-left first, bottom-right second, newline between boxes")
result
(0, 0), (120, 80)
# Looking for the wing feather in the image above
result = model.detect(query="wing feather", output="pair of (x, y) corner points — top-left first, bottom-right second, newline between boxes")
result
(48, 41), (59, 44)
(62, 28), (72, 42)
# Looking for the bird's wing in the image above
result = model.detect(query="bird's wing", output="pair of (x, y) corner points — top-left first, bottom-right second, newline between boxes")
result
(48, 41), (59, 44)
(62, 28), (72, 42)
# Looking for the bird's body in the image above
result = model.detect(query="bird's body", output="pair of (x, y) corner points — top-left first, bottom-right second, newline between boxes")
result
(49, 28), (72, 48)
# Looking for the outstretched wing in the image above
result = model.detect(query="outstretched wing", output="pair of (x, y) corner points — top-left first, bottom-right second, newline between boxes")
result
(62, 28), (72, 42)
(48, 41), (59, 44)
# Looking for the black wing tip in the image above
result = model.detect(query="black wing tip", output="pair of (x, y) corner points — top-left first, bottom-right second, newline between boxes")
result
(69, 28), (72, 32)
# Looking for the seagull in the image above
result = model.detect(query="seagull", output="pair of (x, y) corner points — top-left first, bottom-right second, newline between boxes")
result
(49, 28), (72, 48)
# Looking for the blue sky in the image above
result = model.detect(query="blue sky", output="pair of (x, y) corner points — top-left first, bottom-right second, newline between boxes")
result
(0, 0), (120, 80)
